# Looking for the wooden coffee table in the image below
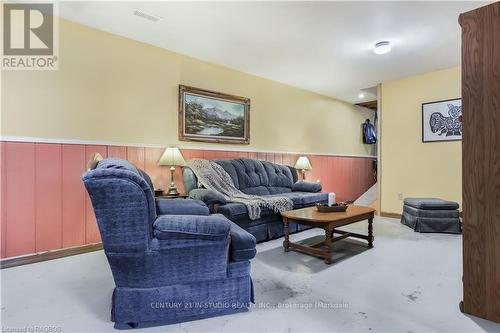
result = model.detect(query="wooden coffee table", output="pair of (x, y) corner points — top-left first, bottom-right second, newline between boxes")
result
(281, 205), (375, 264)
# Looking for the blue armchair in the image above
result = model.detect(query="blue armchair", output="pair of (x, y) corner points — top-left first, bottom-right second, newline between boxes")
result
(82, 158), (256, 329)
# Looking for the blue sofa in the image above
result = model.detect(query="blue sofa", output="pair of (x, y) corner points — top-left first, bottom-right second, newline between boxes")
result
(184, 158), (328, 243)
(83, 158), (256, 329)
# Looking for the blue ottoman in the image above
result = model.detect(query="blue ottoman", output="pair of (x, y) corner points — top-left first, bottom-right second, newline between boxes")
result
(401, 198), (461, 234)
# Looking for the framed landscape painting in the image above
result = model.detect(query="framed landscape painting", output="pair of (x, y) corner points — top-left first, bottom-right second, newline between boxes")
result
(422, 98), (462, 142)
(179, 85), (250, 144)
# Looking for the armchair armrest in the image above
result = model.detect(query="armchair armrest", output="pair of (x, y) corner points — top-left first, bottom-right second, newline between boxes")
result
(224, 217), (256, 262)
(156, 198), (209, 216)
(292, 181), (322, 193)
(153, 215), (230, 241)
(189, 188), (227, 211)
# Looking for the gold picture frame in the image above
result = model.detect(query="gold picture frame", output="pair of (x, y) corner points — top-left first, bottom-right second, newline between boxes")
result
(178, 85), (250, 144)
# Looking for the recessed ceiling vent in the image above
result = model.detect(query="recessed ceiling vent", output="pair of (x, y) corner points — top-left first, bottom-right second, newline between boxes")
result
(133, 10), (161, 22)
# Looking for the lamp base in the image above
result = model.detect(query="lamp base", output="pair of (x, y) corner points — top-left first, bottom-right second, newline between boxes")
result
(167, 184), (179, 197)
(166, 165), (179, 197)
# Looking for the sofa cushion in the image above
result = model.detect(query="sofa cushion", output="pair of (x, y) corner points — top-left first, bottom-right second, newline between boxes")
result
(153, 215), (230, 241)
(217, 202), (275, 221)
(214, 159), (244, 189)
(266, 193), (302, 206)
(294, 192), (328, 205)
(262, 161), (294, 188)
(183, 158), (299, 196)
(156, 198), (209, 216)
(182, 167), (198, 193)
(267, 192), (328, 206)
(241, 186), (271, 196)
(404, 198), (459, 210)
(286, 166), (299, 183)
(189, 188), (227, 207)
(213, 158), (294, 192)
(292, 181), (322, 193)
(267, 186), (293, 194)
(217, 192), (328, 221)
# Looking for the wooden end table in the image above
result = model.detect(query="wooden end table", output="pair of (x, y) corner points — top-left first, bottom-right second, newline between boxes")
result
(281, 205), (375, 264)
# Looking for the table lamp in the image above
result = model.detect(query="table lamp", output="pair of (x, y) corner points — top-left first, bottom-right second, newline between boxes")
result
(294, 156), (312, 181)
(158, 147), (186, 196)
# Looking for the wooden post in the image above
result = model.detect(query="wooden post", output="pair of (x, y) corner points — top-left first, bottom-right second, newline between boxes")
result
(460, 2), (500, 323)
(283, 218), (290, 252)
(323, 227), (333, 264)
(368, 217), (374, 248)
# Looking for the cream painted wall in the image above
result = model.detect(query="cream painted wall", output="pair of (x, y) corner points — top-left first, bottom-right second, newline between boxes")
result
(1, 19), (374, 156)
(380, 67), (462, 214)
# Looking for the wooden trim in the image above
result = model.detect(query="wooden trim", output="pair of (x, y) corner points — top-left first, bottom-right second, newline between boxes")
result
(356, 100), (377, 111)
(0, 243), (103, 269)
(380, 211), (402, 219)
(377, 83), (382, 218)
(0, 137), (377, 159)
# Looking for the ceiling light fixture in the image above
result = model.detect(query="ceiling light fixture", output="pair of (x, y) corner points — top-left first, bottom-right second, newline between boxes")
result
(358, 93), (365, 99)
(374, 41), (391, 55)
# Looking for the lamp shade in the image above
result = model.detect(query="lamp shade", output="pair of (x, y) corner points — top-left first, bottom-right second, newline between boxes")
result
(294, 156), (312, 170)
(158, 147), (186, 166)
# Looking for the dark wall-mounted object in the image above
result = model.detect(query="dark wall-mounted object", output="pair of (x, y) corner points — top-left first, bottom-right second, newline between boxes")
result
(459, 1), (500, 323)
(362, 119), (377, 144)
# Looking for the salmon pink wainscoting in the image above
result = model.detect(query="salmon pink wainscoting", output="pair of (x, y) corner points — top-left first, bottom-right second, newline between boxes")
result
(0, 141), (376, 259)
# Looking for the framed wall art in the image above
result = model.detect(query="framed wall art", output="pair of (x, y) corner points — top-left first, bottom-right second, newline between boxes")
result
(178, 85), (250, 144)
(422, 98), (462, 142)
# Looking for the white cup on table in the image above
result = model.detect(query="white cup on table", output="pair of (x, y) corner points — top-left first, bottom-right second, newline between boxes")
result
(328, 193), (336, 207)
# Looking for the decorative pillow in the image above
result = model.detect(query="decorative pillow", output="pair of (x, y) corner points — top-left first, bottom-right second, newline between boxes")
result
(292, 181), (322, 193)
(189, 188), (227, 206)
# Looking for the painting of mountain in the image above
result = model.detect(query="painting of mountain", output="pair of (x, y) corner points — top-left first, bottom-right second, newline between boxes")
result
(179, 85), (250, 144)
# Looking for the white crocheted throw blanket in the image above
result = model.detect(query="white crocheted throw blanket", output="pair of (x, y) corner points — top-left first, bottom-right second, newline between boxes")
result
(188, 158), (293, 220)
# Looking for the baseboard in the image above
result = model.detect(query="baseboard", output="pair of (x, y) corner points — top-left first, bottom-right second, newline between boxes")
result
(380, 211), (402, 219)
(0, 243), (103, 269)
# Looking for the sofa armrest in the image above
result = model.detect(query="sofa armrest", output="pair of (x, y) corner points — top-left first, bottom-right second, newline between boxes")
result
(156, 198), (209, 216)
(292, 181), (322, 193)
(153, 214), (230, 241)
(189, 188), (227, 210)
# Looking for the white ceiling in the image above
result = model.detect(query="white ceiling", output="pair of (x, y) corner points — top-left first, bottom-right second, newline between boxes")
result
(59, 1), (486, 103)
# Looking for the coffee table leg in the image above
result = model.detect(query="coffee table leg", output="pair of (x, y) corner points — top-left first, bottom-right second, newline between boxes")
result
(368, 217), (374, 248)
(283, 218), (290, 252)
(324, 227), (333, 264)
